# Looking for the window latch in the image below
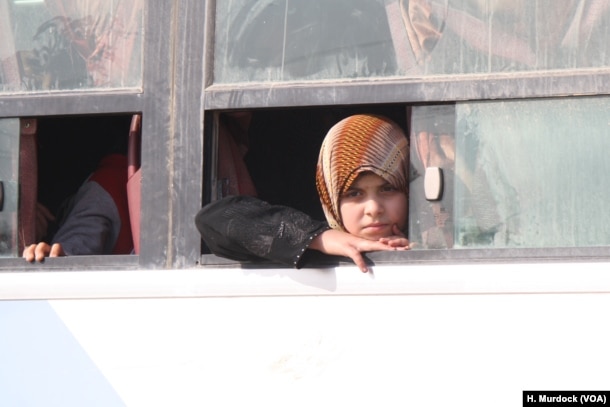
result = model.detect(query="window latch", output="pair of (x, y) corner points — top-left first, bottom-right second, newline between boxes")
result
(424, 167), (443, 201)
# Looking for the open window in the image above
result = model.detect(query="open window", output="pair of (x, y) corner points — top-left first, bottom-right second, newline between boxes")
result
(205, 105), (409, 226)
(0, 113), (141, 260)
(202, 94), (610, 265)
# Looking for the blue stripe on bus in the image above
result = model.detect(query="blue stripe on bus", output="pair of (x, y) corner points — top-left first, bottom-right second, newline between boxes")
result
(0, 300), (126, 407)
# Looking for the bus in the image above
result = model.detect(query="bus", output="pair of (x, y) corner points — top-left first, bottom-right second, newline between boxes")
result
(1, 1), (610, 406)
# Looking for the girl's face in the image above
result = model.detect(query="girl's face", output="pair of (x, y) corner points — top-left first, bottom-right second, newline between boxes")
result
(339, 172), (408, 240)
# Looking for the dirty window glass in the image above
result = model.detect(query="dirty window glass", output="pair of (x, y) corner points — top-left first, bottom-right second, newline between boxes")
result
(214, 0), (610, 84)
(409, 96), (610, 249)
(0, 119), (19, 256)
(0, 0), (143, 93)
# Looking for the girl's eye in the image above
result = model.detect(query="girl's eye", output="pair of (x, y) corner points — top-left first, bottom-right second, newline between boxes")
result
(381, 185), (398, 193)
(343, 189), (361, 198)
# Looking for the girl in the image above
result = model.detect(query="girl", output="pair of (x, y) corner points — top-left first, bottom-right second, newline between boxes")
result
(195, 114), (410, 272)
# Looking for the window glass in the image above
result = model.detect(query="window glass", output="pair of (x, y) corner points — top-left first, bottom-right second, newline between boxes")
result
(0, 0), (143, 93)
(409, 96), (610, 249)
(409, 105), (457, 249)
(0, 119), (19, 256)
(214, 0), (397, 83)
(214, 0), (610, 84)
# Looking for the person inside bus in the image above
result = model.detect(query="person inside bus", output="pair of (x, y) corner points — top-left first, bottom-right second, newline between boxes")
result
(22, 148), (133, 262)
(196, 114), (411, 273)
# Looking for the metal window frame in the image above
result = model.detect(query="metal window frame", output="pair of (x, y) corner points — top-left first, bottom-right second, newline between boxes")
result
(204, 69), (610, 110)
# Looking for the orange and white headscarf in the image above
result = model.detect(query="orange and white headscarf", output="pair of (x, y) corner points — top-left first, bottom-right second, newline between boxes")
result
(316, 114), (409, 231)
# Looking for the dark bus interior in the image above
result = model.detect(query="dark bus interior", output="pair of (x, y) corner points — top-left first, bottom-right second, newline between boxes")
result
(214, 104), (409, 222)
(33, 114), (133, 243)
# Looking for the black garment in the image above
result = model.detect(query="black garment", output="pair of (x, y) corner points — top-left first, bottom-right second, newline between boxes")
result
(195, 195), (329, 268)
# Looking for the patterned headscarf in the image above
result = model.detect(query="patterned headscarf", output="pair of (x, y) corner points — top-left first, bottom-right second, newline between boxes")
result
(316, 114), (409, 231)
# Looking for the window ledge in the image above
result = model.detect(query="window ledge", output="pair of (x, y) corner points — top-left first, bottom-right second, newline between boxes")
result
(0, 255), (138, 272)
(1, 257), (610, 300)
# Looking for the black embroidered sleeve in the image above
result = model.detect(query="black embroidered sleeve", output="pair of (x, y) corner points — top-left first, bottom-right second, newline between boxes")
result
(195, 195), (329, 268)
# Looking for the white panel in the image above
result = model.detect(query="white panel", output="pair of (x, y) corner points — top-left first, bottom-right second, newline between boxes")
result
(45, 294), (610, 407)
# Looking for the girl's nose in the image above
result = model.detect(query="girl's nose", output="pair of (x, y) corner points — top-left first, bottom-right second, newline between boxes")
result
(364, 197), (383, 216)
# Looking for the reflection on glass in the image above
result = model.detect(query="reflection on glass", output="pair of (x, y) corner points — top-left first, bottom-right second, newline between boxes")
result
(409, 105), (457, 249)
(408, 0), (610, 75)
(214, 0), (398, 83)
(454, 97), (610, 248)
(0, 119), (19, 257)
(214, 0), (610, 83)
(410, 97), (610, 249)
(0, 0), (143, 93)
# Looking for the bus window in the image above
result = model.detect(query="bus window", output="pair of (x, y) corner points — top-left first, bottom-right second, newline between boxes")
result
(214, 0), (398, 83)
(213, 0), (610, 84)
(409, 96), (610, 250)
(0, 0), (143, 93)
(207, 98), (610, 262)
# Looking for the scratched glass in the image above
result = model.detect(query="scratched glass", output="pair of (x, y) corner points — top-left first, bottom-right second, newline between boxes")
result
(0, 119), (19, 257)
(214, 0), (610, 83)
(409, 96), (610, 249)
(0, 0), (143, 93)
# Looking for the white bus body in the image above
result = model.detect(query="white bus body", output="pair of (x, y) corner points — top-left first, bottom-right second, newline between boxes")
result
(2, 263), (610, 407)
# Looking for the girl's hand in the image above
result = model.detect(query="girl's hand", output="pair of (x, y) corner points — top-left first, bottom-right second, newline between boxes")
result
(378, 224), (411, 249)
(309, 227), (410, 273)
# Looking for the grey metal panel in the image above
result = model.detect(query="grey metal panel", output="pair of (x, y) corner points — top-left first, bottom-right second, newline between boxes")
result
(201, 246), (610, 268)
(0, 92), (143, 118)
(204, 70), (610, 110)
(136, 2), (175, 268)
(0, 255), (138, 271)
(166, 0), (208, 268)
(136, 0), (208, 269)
